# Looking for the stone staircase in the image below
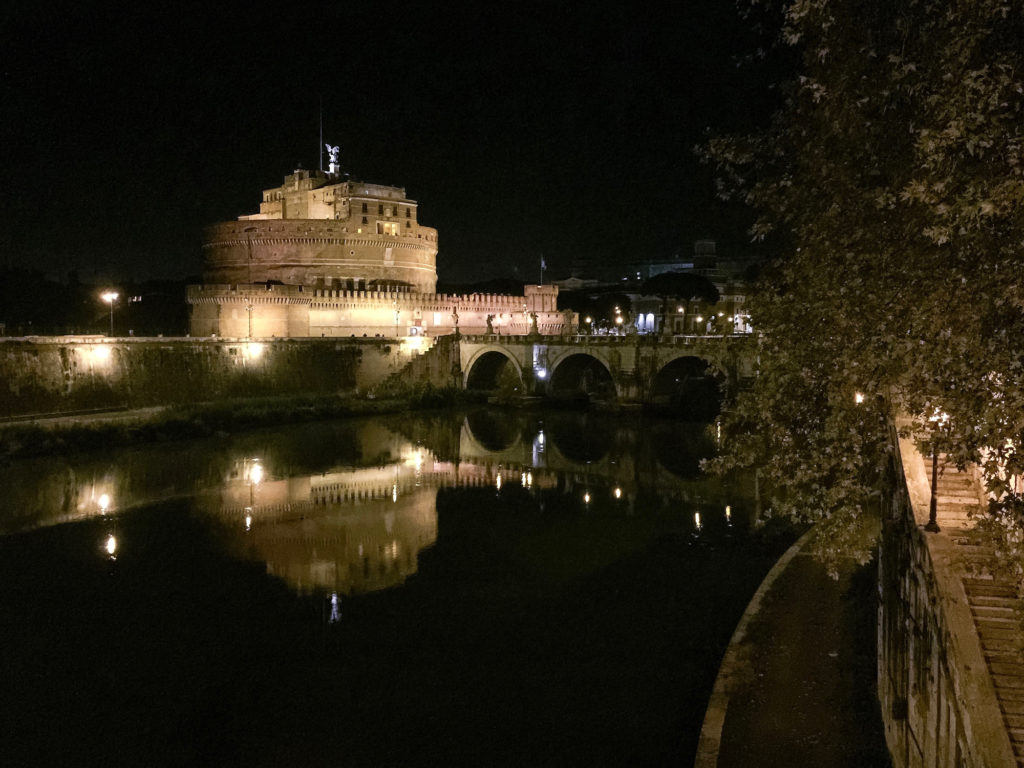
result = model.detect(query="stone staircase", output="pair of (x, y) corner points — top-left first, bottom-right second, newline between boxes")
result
(935, 457), (1024, 765)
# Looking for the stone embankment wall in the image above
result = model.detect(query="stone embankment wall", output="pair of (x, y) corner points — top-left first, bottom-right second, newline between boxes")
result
(879, 427), (1018, 767)
(0, 336), (427, 417)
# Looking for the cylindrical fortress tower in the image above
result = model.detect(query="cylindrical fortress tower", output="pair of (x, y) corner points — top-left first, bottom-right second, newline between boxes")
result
(202, 169), (438, 293)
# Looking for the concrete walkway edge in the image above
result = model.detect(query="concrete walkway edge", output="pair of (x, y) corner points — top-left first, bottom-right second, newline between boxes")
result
(693, 526), (819, 768)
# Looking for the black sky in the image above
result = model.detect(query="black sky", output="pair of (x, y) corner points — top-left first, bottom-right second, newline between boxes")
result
(1, 2), (781, 283)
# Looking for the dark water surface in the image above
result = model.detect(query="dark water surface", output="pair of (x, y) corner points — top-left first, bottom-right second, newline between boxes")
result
(0, 409), (789, 767)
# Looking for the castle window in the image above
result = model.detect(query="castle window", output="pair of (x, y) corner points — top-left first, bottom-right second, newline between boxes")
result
(406, 208), (411, 218)
(405, 220), (410, 227)
(378, 204), (384, 214)
(362, 203), (367, 213)
(377, 221), (399, 236)
(362, 217), (368, 225)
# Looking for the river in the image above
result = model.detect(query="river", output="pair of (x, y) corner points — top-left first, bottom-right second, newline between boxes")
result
(0, 408), (791, 766)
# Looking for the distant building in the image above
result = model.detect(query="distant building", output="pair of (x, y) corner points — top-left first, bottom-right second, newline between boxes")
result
(555, 239), (753, 336)
(189, 167), (575, 339)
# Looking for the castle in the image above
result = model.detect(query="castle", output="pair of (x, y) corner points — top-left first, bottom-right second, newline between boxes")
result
(188, 165), (574, 339)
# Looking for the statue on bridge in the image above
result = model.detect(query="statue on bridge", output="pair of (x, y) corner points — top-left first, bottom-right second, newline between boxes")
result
(486, 314), (495, 334)
(529, 311), (539, 336)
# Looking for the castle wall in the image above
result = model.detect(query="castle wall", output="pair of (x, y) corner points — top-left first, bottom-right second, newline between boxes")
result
(202, 219), (438, 293)
(187, 284), (577, 339)
(0, 337), (423, 418)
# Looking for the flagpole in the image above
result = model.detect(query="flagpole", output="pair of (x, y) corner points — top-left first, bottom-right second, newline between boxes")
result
(540, 253), (545, 285)
(319, 95), (323, 172)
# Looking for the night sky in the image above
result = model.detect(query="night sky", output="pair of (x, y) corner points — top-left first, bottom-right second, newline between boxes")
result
(2, 2), (782, 284)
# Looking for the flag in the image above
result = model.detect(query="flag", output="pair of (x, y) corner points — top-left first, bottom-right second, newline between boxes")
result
(540, 255), (547, 270)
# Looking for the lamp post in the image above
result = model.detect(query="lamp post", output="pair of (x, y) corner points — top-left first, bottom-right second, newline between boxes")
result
(100, 291), (119, 337)
(926, 409), (949, 533)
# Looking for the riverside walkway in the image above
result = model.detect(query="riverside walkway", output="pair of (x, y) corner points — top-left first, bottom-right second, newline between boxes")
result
(694, 527), (891, 767)
(696, 448), (1024, 767)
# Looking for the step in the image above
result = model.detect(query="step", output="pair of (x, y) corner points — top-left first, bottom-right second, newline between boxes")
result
(973, 595), (1020, 609)
(973, 605), (1019, 620)
(978, 616), (1021, 631)
(995, 663), (1024, 679)
(993, 675), (1024, 690)
(963, 581), (1020, 599)
(1006, 714), (1024, 730)
(979, 635), (1023, 652)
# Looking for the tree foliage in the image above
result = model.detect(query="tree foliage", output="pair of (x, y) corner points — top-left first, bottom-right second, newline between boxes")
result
(702, 0), (1024, 577)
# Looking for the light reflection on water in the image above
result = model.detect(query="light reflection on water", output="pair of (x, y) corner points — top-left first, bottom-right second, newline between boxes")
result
(0, 409), (773, 767)
(0, 410), (747, 598)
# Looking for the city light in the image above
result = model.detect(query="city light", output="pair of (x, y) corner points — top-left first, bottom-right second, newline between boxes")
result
(105, 534), (117, 557)
(245, 342), (265, 359)
(614, 487), (622, 499)
(854, 391), (865, 405)
(100, 290), (119, 336)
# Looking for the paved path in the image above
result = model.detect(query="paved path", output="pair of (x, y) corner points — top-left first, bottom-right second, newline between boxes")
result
(696, 527), (891, 767)
(0, 405), (170, 430)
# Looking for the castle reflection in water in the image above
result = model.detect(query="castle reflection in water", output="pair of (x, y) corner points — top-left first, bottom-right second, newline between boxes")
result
(0, 411), (739, 597)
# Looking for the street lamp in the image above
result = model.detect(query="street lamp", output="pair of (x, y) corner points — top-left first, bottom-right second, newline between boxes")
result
(100, 291), (118, 336)
(926, 409), (949, 533)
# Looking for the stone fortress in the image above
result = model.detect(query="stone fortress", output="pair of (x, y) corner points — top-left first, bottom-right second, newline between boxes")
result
(189, 157), (575, 339)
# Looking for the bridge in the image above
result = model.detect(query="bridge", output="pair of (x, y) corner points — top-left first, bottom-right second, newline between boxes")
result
(454, 332), (758, 407)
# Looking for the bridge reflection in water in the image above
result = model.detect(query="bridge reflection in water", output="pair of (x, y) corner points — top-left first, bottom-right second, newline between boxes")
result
(0, 409), (742, 600)
(0, 408), (771, 767)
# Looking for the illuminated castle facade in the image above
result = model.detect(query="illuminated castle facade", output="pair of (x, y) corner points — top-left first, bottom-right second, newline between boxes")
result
(188, 167), (574, 339)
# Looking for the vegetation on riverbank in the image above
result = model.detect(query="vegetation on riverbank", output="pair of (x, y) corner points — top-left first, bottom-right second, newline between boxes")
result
(0, 385), (470, 463)
(703, 0), (1024, 588)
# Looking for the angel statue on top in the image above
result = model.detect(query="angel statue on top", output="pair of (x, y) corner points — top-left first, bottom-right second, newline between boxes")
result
(325, 144), (341, 175)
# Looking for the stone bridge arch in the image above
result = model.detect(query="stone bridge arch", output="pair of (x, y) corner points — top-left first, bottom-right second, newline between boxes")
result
(646, 353), (724, 419)
(546, 352), (617, 402)
(463, 345), (525, 392)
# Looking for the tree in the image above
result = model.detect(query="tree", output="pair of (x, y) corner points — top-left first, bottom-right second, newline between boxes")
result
(703, 0), (1024, 576)
(560, 291), (634, 332)
(641, 271), (720, 334)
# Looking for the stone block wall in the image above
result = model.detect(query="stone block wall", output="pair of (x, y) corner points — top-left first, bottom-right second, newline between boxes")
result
(879, 428), (1017, 767)
(0, 336), (415, 417)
